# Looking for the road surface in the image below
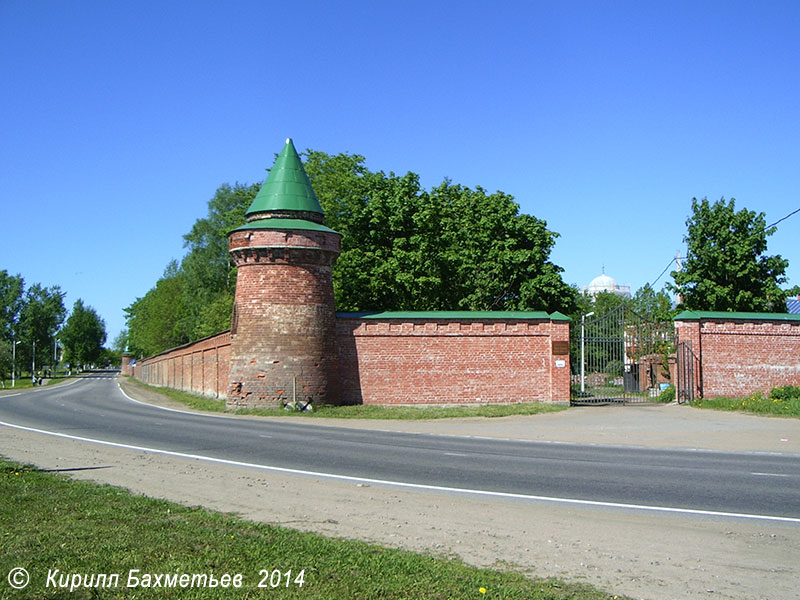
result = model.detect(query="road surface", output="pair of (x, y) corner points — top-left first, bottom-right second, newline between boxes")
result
(2, 373), (798, 522)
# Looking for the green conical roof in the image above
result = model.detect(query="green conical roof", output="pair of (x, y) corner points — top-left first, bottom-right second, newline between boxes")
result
(246, 138), (323, 217)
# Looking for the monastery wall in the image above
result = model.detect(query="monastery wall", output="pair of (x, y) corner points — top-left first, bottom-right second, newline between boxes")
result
(675, 312), (800, 398)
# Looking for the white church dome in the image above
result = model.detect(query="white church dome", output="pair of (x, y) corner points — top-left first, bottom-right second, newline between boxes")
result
(583, 271), (631, 297)
(588, 273), (618, 294)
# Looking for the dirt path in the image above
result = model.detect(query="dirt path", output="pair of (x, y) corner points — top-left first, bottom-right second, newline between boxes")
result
(2, 379), (799, 600)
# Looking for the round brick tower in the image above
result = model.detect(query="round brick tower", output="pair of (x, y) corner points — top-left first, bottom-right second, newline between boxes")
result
(227, 138), (341, 409)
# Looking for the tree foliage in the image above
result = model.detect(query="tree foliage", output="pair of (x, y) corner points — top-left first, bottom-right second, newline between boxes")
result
(308, 151), (576, 313)
(125, 261), (188, 357)
(126, 149), (577, 356)
(670, 197), (788, 312)
(0, 270), (112, 377)
(17, 283), (66, 372)
(0, 270), (25, 342)
(60, 299), (107, 367)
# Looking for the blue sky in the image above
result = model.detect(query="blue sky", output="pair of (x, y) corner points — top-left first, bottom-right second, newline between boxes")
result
(2, 0), (798, 345)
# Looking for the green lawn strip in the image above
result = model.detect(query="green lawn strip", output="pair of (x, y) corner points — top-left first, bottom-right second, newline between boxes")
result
(123, 377), (568, 420)
(691, 391), (800, 417)
(1, 373), (76, 391)
(1, 458), (624, 599)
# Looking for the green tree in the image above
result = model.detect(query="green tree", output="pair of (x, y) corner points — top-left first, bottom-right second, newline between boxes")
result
(308, 151), (576, 313)
(125, 261), (188, 357)
(670, 197), (788, 312)
(17, 283), (66, 374)
(180, 183), (258, 339)
(0, 341), (11, 385)
(112, 329), (129, 353)
(631, 284), (676, 323)
(60, 300), (107, 367)
(0, 270), (24, 342)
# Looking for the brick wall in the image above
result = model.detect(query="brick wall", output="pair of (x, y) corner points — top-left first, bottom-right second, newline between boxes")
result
(131, 331), (231, 399)
(675, 312), (800, 398)
(336, 313), (571, 405)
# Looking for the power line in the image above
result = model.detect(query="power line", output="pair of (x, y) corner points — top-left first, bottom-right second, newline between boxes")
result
(649, 257), (678, 289)
(647, 208), (796, 292)
(767, 207), (800, 229)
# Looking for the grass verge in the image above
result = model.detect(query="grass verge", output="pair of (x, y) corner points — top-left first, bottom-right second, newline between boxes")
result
(0, 457), (624, 599)
(123, 377), (569, 420)
(691, 385), (800, 417)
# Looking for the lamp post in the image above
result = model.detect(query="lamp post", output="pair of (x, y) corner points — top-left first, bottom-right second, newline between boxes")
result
(53, 337), (60, 378)
(31, 339), (36, 384)
(580, 312), (595, 394)
(11, 339), (21, 387)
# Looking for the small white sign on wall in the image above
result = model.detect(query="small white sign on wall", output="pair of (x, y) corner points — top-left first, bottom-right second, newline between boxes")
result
(555, 359), (566, 368)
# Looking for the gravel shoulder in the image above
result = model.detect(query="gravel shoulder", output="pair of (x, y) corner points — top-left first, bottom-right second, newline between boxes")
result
(2, 377), (799, 600)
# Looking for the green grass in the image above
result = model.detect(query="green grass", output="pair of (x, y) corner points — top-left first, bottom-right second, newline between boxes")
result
(125, 377), (569, 420)
(0, 373), (76, 391)
(692, 385), (800, 417)
(0, 457), (625, 599)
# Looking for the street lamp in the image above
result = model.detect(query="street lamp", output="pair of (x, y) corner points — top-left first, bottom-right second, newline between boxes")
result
(580, 312), (595, 394)
(11, 339), (21, 388)
(53, 338), (60, 378)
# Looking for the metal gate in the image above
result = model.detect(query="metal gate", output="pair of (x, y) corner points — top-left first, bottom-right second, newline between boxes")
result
(571, 305), (675, 405)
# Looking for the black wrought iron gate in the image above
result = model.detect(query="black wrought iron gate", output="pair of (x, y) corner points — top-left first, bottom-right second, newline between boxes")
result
(571, 305), (675, 405)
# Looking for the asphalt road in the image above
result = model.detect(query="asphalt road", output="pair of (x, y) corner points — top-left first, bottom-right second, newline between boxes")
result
(2, 373), (799, 521)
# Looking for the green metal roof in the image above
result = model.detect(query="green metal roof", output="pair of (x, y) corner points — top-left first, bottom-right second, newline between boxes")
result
(246, 138), (323, 216)
(337, 311), (568, 321)
(674, 310), (800, 322)
(231, 218), (338, 235)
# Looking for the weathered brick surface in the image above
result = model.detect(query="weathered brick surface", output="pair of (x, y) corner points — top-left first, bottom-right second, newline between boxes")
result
(226, 228), (341, 409)
(132, 331), (231, 398)
(676, 317), (800, 397)
(337, 317), (571, 404)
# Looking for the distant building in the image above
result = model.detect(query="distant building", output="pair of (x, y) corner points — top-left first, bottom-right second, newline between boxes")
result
(581, 270), (631, 298)
(787, 296), (800, 314)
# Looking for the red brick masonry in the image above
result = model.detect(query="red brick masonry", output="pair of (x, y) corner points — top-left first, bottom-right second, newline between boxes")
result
(675, 311), (800, 398)
(130, 331), (231, 398)
(336, 314), (571, 405)
(130, 315), (571, 405)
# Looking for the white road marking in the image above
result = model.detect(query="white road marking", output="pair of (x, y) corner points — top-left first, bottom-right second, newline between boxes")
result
(751, 472), (791, 478)
(1, 419), (799, 525)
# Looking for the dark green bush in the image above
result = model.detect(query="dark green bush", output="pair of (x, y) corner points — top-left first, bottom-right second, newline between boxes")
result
(770, 385), (800, 400)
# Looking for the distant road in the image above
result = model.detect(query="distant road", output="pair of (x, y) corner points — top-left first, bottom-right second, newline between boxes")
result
(1, 374), (799, 521)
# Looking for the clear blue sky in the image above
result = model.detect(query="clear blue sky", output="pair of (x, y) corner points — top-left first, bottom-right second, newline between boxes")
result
(2, 0), (798, 345)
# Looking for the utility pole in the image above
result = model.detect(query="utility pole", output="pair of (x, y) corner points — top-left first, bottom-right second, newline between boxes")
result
(11, 338), (20, 387)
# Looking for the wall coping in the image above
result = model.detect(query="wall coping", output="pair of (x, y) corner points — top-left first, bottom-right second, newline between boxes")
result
(337, 311), (570, 322)
(138, 329), (232, 362)
(674, 310), (800, 323)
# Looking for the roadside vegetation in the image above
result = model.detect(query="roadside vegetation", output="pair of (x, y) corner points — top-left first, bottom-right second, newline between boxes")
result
(1, 457), (625, 600)
(122, 377), (568, 420)
(692, 385), (800, 417)
(0, 371), (76, 391)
